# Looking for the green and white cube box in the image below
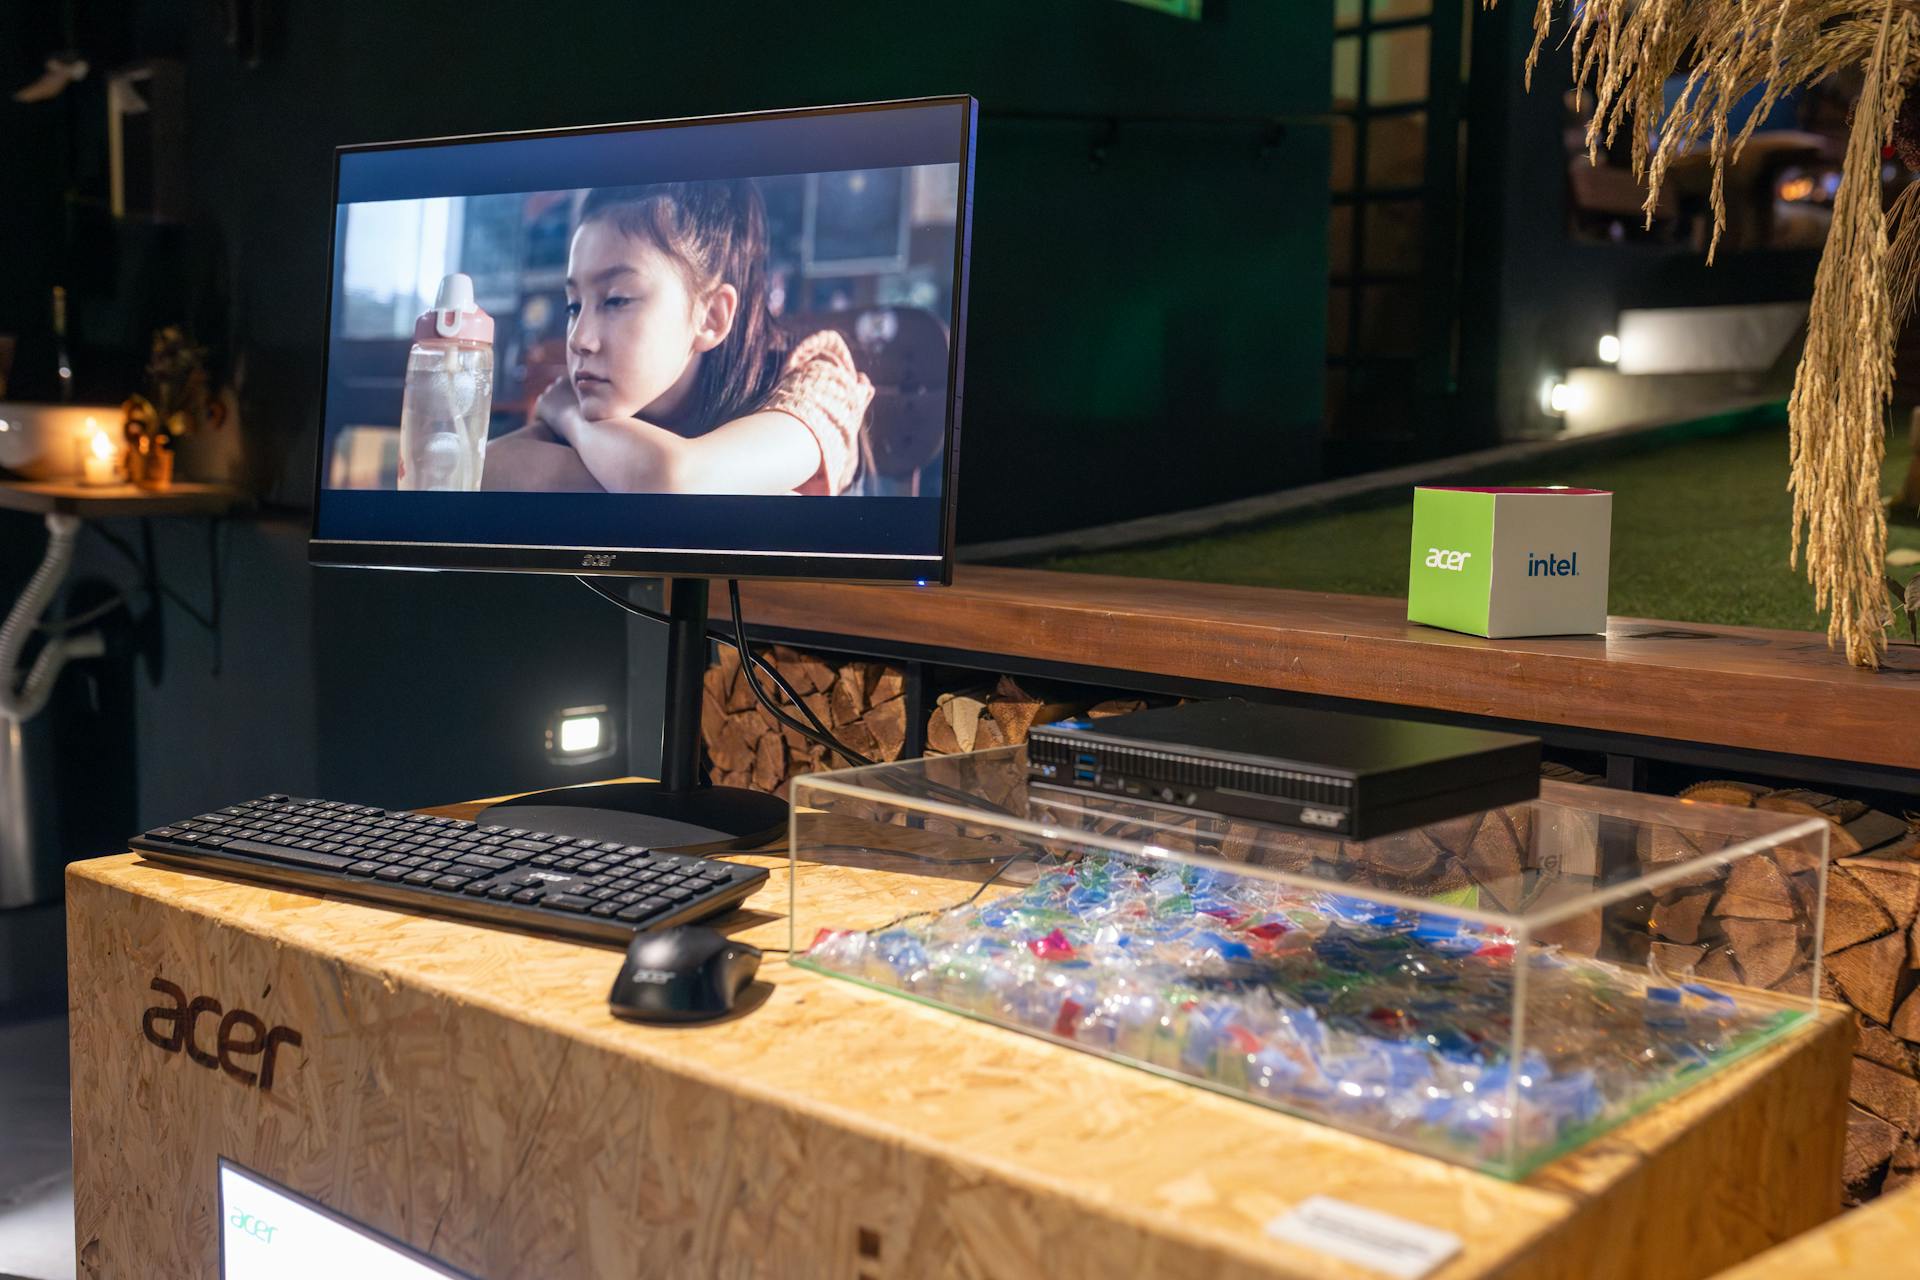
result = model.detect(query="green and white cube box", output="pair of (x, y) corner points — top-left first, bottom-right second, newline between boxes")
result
(1408, 486), (1613, 638)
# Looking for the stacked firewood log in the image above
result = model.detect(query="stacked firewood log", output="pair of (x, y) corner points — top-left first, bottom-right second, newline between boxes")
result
(702, 649), (1156, 797)
(925, 676), (1146, 755)
(1663, 783), (1920, 1203)
(700, 645), (910, 797)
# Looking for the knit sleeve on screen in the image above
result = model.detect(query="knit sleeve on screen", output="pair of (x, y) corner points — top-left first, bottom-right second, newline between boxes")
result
(761, 329), (874, 496)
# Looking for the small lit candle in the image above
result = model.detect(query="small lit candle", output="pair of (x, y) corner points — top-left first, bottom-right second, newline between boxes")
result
(80, 418), (119, 486)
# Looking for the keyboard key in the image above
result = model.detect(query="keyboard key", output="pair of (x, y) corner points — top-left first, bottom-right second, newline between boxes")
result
(615, 903), (655, 922)
(660, 887), (694, 903)
(346, 861), (382, 877)
(486, 885), (517, 899)
(224, 840), (354, 871)
(432, 874), (470, 891)
(512, 888), (544, 904)
(543, 894), (595, 913)
(461, 881), (493, 896)
(456, 853), (514, 871)
(403, 869), (439, 885)
(589, 902), (619, 916)
(505, 839), (555, 854)
(635, 896), (669, 914)
(374, 866), (409, 881)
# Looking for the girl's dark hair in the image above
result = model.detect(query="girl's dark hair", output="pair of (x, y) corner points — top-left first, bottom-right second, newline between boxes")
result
(576, 180), (786, 433)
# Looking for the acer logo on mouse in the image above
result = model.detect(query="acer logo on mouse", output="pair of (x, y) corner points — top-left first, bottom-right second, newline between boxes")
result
(141, 977), (302, 1091)
(1424, 548), (1472, 572)
(627, 967), (678, 986)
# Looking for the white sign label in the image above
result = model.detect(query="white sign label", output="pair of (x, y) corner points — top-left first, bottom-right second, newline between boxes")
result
(221, 1162), (465, 1279)
(1265, 1196), (1462, 1279)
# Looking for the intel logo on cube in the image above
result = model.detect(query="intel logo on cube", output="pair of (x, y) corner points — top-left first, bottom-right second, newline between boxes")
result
(1408, 486), (1612, 638)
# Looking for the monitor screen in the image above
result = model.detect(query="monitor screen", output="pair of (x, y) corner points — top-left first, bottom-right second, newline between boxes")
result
(310, 97), (974, 582)
(219, 1159), (474, 1279)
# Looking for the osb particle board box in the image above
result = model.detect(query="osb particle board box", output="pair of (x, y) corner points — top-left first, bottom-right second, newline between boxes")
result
(68, 826), (1849, 1280)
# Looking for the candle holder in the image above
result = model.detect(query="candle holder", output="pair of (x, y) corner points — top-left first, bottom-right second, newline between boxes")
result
(131, 431), (174, 491)
(75, 416), (123, 487)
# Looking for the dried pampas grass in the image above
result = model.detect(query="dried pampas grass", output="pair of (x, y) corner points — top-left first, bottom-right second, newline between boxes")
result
(1507, 0), (1916, 667)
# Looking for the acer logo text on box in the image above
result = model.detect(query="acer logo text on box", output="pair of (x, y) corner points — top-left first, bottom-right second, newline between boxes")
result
(141, 976), (302, 1091)
(1424, 548), (1472, 572)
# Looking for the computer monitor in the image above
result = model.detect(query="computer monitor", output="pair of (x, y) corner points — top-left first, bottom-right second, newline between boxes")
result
(309, 97), (976, 847)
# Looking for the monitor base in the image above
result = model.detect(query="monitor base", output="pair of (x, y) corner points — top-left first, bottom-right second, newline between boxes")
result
(482, 782), (788, 855)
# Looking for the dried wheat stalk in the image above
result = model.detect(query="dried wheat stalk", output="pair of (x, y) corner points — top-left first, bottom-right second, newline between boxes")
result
(1507, 0), (1909, 666)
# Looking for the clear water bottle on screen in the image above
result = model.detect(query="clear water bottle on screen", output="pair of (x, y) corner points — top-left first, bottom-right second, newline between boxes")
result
(399, 273), (494, 491)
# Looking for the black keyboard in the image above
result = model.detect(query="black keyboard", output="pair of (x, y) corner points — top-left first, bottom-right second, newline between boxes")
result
(130, 795), (769, 947)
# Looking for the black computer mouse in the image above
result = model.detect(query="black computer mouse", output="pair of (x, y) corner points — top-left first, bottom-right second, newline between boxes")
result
(608, 925), (762, 1023)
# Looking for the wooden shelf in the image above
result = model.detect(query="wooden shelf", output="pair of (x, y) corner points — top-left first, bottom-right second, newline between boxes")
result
(733, 566), (1920, 775)
(0, 479), (246, 518)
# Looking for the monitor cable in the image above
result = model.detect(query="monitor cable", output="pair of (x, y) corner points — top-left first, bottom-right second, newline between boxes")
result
(578, 577), (1018, 817)
(574, 575), (873, 768)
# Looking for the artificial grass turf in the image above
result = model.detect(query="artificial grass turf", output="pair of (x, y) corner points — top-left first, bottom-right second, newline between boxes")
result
(1041, 416), (1920, 635)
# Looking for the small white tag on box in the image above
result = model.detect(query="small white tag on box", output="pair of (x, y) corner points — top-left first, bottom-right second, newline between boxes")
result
(1265, 1196), (1463, 1279)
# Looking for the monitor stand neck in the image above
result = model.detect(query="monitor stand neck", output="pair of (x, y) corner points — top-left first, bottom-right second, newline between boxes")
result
(479, 578), (789, 853)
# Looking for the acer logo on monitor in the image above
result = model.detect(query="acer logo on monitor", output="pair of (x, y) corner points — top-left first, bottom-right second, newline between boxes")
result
(141, 976), (302, 1092)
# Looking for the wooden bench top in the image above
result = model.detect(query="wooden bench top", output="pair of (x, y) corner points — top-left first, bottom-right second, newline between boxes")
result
(736, 567), (1920, 774)
(70, 812), (1851, 1280)
(1715, 1179), (1920, 1278)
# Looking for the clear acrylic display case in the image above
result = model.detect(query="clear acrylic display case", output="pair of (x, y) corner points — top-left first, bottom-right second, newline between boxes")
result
(788, 747), (1829, 1178)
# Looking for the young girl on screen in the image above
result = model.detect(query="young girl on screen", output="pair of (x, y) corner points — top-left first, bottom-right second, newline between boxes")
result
(485, 180), (873, 495)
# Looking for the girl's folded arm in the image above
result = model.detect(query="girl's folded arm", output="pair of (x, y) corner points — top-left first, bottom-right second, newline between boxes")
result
(567, 409), (822, 494)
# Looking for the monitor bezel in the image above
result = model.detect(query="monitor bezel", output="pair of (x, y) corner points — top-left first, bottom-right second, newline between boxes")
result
(308, 95), (975, 584)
